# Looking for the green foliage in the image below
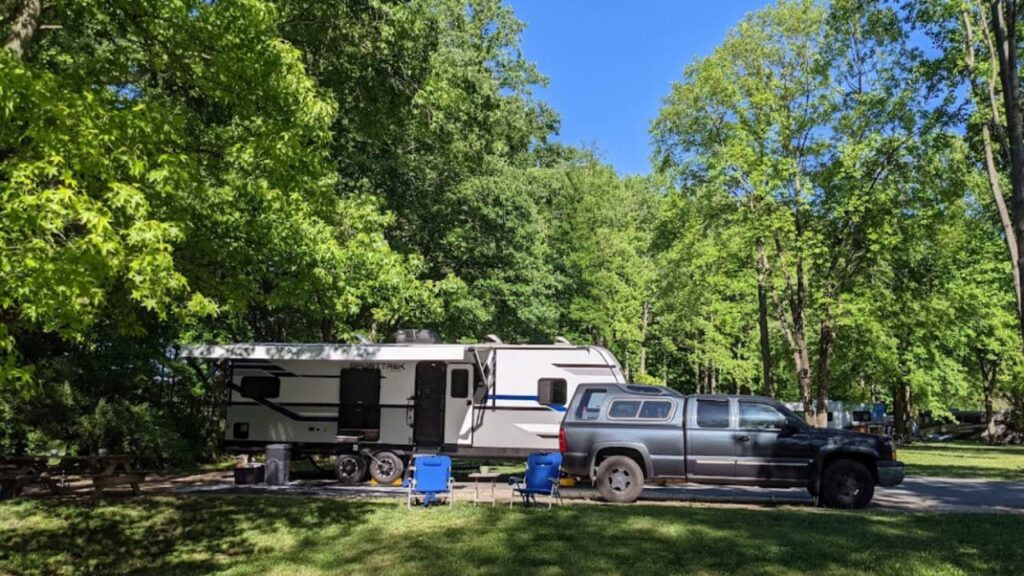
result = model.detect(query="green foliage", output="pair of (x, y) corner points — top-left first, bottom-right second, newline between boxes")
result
(3, 0), (1022, 459)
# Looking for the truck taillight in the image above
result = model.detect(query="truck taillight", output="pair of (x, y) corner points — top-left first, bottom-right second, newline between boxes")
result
(559, 428), (567, 453)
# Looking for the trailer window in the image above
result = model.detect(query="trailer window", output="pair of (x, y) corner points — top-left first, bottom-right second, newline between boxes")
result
(852, 410), (872, 423)
(609, 400), (641, 419)
(450, 369), (470, 398)
(538, 378), (567, 405)
(696, 400), (730, 428)
(639, 400), (673, 420)
(239, 376), (280, 399)
(575, 389), (607, 420)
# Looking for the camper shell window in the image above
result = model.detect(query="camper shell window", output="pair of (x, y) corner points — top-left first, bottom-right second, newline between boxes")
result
(638, 400), (673, 420)
(575, 388), (606, 420)
(239, 376), (280, 399)
(538, 378), (567, 405)
(608, 400), (641, 419)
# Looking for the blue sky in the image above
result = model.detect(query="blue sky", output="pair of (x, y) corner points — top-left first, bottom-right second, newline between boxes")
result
(507, 1), (771, 175)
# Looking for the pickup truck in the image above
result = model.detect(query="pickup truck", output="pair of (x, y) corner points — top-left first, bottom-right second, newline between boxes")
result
(559, 384), (905, 508)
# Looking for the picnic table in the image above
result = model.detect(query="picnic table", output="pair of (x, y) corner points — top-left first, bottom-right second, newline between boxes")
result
(0, 456), (60, 500)
(57, 455), (147, 495)
(0, 455), (147, 499)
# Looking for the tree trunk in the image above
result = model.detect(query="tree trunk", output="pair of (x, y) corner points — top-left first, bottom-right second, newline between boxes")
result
(991, 0), (1024, 339)
(815, 316), (835, 429)
(978, 353), (1000, 444)
(639, 300), (651, 376)
(792, 258), (814, 424)
(984, 378), (997, 444)
(756, 240), (775, 396)
(963, 8), (1023, 314)
(3, 0), (41, 60)
(893, 382), (912, 438)
(768, 233), (814, 424)
(320, 317), (334, 342)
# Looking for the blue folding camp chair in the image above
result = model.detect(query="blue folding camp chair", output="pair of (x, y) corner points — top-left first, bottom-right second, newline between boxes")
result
(508, 452), (563, 509)
(405, 455), (454, 508)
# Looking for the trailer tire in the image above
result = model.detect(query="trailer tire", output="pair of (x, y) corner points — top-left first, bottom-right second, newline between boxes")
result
(820, 459), (874, 509)
(368, 451), (404, 485)
(335, 454), (367, 485)
(595, 456), (644, 503)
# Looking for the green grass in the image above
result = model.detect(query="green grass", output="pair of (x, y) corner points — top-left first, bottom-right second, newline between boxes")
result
(2, 496), (1023, 575)
(900, 442), (1024, 481)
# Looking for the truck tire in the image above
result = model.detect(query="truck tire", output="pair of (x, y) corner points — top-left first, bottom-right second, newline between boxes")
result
(368, 451), (404, 484)
(820, 459), (875, 509)
(595, 456), (644, 503)
(335, 454), (368, 485)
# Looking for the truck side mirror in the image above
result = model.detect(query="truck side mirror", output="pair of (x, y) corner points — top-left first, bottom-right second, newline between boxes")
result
(780, 422), (799, 436)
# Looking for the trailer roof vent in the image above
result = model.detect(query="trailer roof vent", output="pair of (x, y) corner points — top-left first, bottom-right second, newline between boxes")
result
(390, 329), (442, 344)
(484, 334), (503, 343)
(554, 336), (572, 346)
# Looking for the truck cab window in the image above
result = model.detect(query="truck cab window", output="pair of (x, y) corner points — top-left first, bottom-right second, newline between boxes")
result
(538, 378), (567, 405)
(696, 400), (730, 428)
(739, 402), (786, 431)
(575, 389), (606, 420)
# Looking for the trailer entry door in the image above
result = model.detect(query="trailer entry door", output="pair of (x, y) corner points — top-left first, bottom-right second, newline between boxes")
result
(339, 368), (381, 440)
(445, 364), (474, 445)
(414, 362), (446, 445)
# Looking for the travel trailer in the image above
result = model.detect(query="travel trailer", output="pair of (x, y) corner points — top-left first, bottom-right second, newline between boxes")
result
(181, 331), (624, 484)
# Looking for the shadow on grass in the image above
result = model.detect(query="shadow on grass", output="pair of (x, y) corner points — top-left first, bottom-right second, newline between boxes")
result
(903, 443), (1024, 457)
(904, 463), (1024, 481)
(3, 496), (1024, 575)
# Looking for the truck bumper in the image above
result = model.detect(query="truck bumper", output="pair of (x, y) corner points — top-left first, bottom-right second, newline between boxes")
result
(877, 461), (905, 487)
(561, 452), (590, 479)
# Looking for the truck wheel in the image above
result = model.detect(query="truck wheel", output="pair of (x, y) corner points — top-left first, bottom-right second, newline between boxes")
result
(335, 454), (368, 485)
(368, 451), (404, 484)
(595, 456), (644, 503)
(820, 460), (874, 509)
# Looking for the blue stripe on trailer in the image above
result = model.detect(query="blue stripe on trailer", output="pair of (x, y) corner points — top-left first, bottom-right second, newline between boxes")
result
(487, 394), (566, 412)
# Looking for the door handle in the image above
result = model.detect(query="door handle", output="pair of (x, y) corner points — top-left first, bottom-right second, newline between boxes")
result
(736, 435), (750, 442)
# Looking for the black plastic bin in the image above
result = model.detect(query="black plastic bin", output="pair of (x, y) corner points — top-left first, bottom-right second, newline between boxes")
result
(233, 463), (265, 485)
(265, 444), (291, 486)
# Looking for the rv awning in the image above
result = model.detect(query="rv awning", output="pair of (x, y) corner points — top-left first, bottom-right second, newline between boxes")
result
(179, 343), (469, 362)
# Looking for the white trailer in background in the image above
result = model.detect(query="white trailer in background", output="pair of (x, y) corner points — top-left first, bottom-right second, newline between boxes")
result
(181, 334), (624, 483)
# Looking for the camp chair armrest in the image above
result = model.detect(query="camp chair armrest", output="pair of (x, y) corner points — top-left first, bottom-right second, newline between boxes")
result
(507, 476), (524, 485)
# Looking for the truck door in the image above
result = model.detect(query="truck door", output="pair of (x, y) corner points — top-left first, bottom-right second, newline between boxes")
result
(734, 400), (814, 485)
(686, 398), (736, 481)
(445, 364), (474, 445)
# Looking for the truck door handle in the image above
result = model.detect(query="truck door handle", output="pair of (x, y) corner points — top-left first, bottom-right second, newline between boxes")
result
(736, 435), (750, 442)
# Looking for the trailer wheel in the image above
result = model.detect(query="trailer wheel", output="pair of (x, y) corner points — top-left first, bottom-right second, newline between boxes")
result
(335, 454), (367, 485)
(595, 456), (644, 503)
(368, 451), (404, 485)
